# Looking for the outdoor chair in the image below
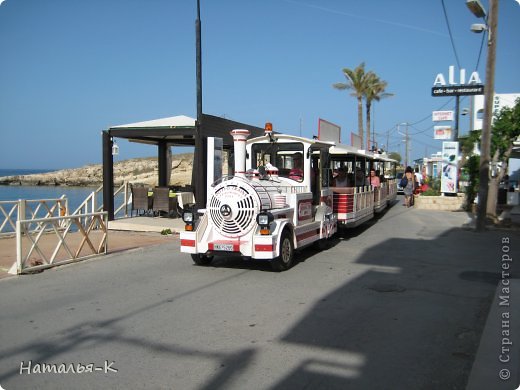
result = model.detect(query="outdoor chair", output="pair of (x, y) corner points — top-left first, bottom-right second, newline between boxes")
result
(131, 186), (151, 217)
(152, 187), (179, 217)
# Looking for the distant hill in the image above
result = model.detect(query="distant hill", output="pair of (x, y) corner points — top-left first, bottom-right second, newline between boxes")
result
(0, 153), (195, 187)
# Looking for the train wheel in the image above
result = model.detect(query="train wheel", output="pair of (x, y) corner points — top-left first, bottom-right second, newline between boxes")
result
(271, 231), (294, 272)
(191, 254), (213, 266)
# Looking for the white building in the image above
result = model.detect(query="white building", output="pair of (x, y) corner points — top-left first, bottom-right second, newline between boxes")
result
(473, 93), (520, 198)
(473, 92), (520, 130)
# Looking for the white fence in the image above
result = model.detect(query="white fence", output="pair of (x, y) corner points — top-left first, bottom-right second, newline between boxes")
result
(14, 212), (108, 274)
(3, 182), (131, 274)
(0, 196), (68, 236)
(0, 182), (132, 237)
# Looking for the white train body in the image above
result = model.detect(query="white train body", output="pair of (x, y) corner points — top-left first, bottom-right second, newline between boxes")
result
(180, 129), (337, 270)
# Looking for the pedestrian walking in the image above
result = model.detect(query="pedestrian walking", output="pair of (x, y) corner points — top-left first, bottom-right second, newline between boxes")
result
(401, 166), (416, 207)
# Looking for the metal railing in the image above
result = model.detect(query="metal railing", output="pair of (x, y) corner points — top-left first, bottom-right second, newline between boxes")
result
(14, 212), (108, 274)
(114, 181), (131, 217)
(73, 181), (130, 217)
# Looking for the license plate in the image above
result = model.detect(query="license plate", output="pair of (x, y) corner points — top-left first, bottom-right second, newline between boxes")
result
(213, 243), (234, 251)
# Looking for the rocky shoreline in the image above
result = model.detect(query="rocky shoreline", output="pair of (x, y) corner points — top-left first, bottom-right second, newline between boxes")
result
(0, 154), (194, 187)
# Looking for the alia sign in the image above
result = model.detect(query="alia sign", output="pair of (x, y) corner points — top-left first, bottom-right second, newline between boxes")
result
(431, 65), (484, 96)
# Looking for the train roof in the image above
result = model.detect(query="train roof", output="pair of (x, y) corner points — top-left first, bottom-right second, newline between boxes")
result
(247, 133), (334, 150)
(329, 143), (370, 158)
(246, 134), (397, 163)
(330, 144), (397, 163)
(372, 153), (398, 163)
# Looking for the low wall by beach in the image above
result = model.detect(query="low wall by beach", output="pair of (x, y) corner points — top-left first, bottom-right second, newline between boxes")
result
(414, 194), (465, 211)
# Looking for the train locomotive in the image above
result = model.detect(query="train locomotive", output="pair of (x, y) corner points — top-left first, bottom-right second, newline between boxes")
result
(180, 127), (338, 271)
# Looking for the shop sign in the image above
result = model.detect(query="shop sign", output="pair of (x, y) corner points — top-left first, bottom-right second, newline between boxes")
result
(432, 111), (454, 122)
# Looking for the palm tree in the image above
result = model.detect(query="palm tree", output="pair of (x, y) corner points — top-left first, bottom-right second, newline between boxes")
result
(364, 73), (393, 150)
(333, 63), (370, 148)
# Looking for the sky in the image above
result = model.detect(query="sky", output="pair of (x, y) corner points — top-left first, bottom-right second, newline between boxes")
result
(0, 0), (519, 169)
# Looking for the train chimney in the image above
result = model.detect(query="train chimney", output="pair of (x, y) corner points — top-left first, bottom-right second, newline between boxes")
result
(230, 129), (250, 177)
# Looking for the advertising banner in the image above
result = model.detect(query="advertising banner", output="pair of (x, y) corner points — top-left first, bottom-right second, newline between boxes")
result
(432, 111), (454, 122)
(350, 133), (362, 149)
(434, 126), (452, 140)
(318, 118), (341, 144)
(441, 141), (459, 193)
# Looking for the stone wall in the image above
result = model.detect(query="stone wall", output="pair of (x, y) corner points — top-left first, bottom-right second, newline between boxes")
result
(414, 194), (465, 211)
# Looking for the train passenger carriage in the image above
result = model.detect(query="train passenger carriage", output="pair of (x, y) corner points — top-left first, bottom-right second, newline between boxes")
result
(329, 144), (397, 229)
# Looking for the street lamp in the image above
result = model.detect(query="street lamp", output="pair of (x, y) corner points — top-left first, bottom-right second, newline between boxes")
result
(466, 0), (487, 19)
(111, 140), (119, 156)
(467, 0), (498, 231)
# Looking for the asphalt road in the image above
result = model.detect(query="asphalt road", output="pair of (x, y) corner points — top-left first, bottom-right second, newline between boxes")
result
(0, 198), (516, 390)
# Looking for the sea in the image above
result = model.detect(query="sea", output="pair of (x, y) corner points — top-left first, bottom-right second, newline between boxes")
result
(0, 169), (102, 233)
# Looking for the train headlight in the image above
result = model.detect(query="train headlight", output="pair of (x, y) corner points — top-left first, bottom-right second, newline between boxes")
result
(182, 210), (195, 231)
(256, 212), (274, 235)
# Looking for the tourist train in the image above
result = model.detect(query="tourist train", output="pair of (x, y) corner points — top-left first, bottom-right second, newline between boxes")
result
(180, 126), (397, 271)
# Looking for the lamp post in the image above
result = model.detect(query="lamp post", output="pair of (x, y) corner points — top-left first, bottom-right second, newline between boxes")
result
(193, 0), (206, 209)
(454, 95), (462, 141)
(466, 0), (498, 231)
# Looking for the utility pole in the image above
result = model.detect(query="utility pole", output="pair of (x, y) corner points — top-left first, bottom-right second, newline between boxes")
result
(454, 95), (460, 141)
(469, 95), (474, 133)
(476, 0), (498, 231)
(397, 122), (409, 167)
(405, 123), (409, 167)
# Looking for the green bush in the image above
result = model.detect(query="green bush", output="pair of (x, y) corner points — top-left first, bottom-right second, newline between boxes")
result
(421, 188), (441, 196)
(420, 178), (441, 196)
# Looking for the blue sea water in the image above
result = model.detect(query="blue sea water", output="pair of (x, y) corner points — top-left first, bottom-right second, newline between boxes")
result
(0, 185), (99, 205)
(0, 169), (102, 233)
(0, 168), (56, 177)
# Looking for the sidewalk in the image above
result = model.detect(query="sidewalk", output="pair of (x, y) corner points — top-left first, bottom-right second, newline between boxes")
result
(467, 279), (520, 389)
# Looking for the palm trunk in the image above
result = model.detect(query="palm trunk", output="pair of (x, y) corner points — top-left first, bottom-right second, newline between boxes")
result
(357, 97), (364, 148)
(366, 102), (372, 150)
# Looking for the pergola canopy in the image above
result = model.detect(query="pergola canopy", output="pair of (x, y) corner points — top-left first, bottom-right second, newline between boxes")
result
(102, 113), (266, 219)
(107, 113), (265, 148)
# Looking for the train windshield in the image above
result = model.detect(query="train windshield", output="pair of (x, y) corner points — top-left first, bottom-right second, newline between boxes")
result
(251, 142), (304, 180)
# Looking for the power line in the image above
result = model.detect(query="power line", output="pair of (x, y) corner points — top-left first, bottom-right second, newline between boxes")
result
(408, 124), (434, 136)
(388, 2), (487, 159)
(441, 0), (461, 69)
(369, 3), (487, 148)
(408, 97), (455, 126)
(474, 31), (487, 70)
